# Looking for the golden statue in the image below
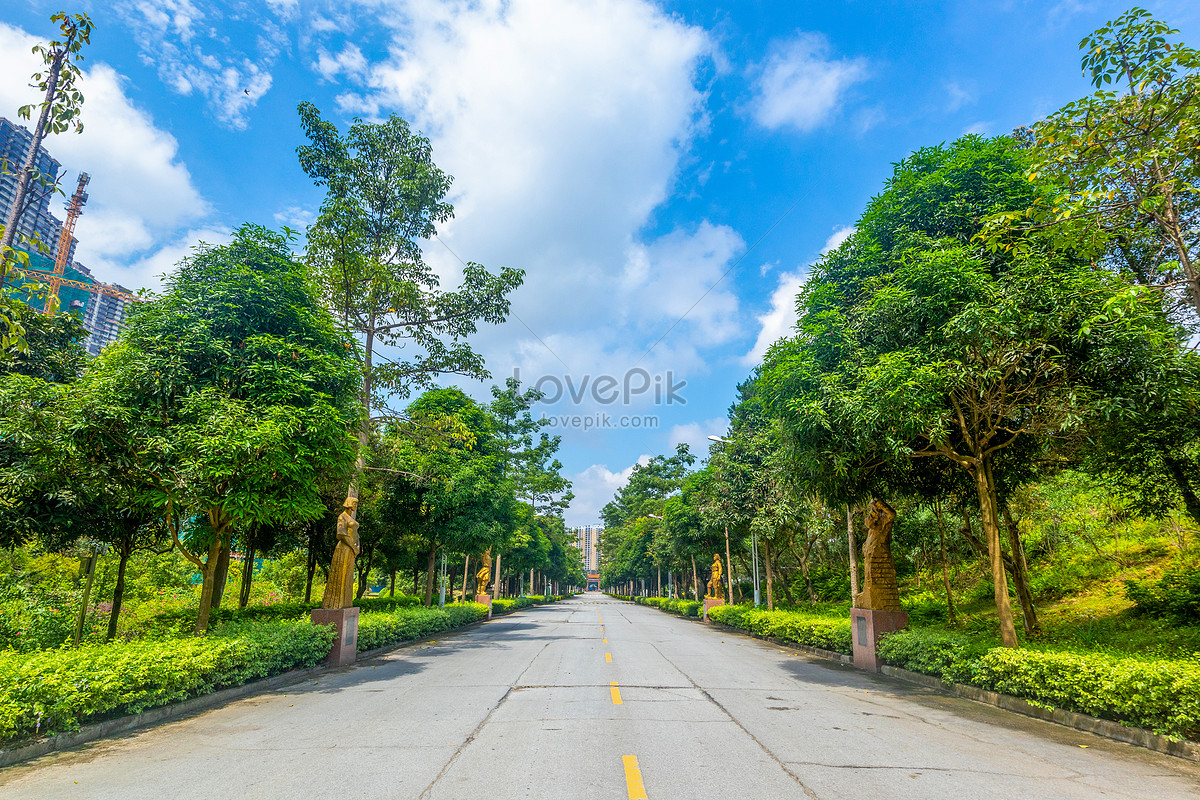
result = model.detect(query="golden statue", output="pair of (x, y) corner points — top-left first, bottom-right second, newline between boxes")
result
(706, 553), (723, 599)
(321, 496), (360, 609)
(475, 548), (492, 596)
(854, 497), (902, 611)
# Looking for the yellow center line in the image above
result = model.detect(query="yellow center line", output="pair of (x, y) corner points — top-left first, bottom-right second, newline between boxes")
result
(605, 652), (612, 662)
(603, 638), (608, 643)
(610, 681), (623, 705)
(622, 754), (647, 799)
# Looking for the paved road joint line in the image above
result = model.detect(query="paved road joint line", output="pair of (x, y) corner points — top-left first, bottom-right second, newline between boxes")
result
(622, 754), (648, 799)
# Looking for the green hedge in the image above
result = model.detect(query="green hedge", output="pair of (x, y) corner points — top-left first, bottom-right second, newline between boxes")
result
(707, 605), (853, 654)
(0, 620), (335, 744)
(878, 629), (1200, 740)
(137, 594), (422, 637)
(356, 603), (488, 652)
(634, 596), (701, 617)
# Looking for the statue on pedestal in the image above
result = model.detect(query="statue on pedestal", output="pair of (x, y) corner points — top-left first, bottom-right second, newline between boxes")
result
(321, 496), (360, 610)
(706, 554), (723, 599)
(854, 497), (902, 611)
(475, 548), (492, 596)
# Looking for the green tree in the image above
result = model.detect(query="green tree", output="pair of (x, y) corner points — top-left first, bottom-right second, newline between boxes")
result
(296, 103), (524, 517)
(74, 225), (360, 632)
(1, 11), (93, 304)
(986, 8), (1200, 325)
(762, 136), (1182, 647)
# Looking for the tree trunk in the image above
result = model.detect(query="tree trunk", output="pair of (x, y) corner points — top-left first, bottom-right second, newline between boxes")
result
(974, 458), (1019, 648)
(847, 505), (859, 603)
(195, 535), (223, 635)
(1163, 455), (1200, 529)
(492, 552), (501, 600)
(423, 544), (438, 606)
(691, 554), (699, 601)
(934, 498), (957, 625)
(355, 543), (375, 600)
(462, 555), (471, 600)
(389, 569), (396, 597)
(238, 530), (255, 609)
(210, 538), (231, 612)
(106, 533), (133, 642)
(1001, 502), (1040, 636)
(0, 46), (67, 279)
(304, 526), (317, 604)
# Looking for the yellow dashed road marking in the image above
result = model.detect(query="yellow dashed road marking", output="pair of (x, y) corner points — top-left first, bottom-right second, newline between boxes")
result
(605, 652), (612, 662)
(622, 755), (647, 799)
(610, 681), (623, 705)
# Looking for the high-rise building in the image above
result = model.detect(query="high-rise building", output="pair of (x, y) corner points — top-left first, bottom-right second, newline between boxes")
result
(1, 117), (133, 354)
(576, 525), (602, 574)
(0, 117), (69, 259)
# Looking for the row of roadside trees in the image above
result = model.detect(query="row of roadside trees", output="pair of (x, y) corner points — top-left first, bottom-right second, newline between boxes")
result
(1, 22), (580, 636)
(601, 7), (1200, 648)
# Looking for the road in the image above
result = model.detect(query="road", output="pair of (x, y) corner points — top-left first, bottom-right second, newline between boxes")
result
(3, 594), (1199, 799)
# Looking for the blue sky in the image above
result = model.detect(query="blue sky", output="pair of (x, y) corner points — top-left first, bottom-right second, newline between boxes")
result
(3, 0), (1198, 526)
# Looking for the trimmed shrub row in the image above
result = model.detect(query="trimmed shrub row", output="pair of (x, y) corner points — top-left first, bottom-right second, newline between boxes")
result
(633, 596), (701, 617)
(355, 603), (489, 652)
(707, 605), (853, 654)
(0, 620), (335, 744)
(137, 594), (422, 637)
(878, 629), (1200, 741)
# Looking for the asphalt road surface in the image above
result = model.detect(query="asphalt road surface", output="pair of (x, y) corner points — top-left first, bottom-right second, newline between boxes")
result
(3, 593), (1199, 799)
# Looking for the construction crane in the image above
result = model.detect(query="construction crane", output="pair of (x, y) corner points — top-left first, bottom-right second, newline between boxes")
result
(28, 172), (134, 312)
(43, 172), (90, 311)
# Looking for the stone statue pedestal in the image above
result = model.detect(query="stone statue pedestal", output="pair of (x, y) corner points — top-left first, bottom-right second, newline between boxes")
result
(311, 607), (359, 667)
(851, 607), (908, 672)
(475, 594), (493, 620)
(703, 596), (725, 623)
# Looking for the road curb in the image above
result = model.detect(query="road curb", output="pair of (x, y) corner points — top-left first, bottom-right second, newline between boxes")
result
(0, 604), (547, 771)
(623, 599), (1200, 763)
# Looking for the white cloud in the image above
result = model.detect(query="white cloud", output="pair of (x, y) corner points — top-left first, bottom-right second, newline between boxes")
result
(334, 0), (722, 412)
(568, 456), (650, 527)
(821, 225), (855, 254)
(742, 226), (854, 365)
(273, 205), (316, 231)
(117, 0), (279, 129)
(963, 121), (994, 136)
(0, 23), (210, 291)
(742, 268), (806, 366)
(314, 43), (367, 82)
(751, 31), (868, 133)
(945, 80), (975, 112)
(668, 417), (729, 458)
(103, 226), (233, 293)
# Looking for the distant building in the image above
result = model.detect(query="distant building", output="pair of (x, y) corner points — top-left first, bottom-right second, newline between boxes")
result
(576, 525), (602, 574)
(0, 117), (70, 260)
(1, 117), (133, 354)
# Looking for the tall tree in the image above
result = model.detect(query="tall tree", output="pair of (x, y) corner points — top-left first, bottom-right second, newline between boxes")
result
(986, 8), (1200, 327)
(296, 103), (524, 522)
(1, 12), (92, 292)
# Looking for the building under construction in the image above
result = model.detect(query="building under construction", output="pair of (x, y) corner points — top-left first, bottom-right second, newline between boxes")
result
(1, 117), (135, 355)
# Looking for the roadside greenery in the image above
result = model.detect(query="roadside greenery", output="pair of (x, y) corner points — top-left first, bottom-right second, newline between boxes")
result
(0, 620), (335, 744)
(355, 603), (488, 652)
(877, 629), (1200, 740)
